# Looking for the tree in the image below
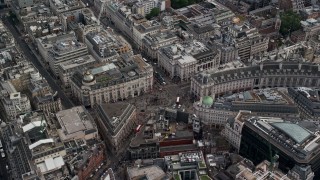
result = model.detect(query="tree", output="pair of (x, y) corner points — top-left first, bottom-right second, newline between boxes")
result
(280, 10), (302, 36)
(146, 8), (160, 20)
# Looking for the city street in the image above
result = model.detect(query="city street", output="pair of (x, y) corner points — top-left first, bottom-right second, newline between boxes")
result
(2, 16), (74, 109)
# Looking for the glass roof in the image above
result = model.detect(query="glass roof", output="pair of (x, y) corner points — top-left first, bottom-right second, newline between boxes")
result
(271, 122), (311, 143)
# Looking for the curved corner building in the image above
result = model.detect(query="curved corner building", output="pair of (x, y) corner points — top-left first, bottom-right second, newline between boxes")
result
(191, 62), (320, 99)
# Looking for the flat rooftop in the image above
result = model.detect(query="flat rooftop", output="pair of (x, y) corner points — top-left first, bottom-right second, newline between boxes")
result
(70, 54), (153, 90)
(99, 103), (129, 118)
(50, 38), (86, 56)
(96, 102), (135, 136)
(59, 55), (96, 71)
(160, 40), (214, 60)
(56, 106), (94, 135)
(127, 165), (165, 180)
(216, 88), (294, 105)
(246, 116), (320, 160)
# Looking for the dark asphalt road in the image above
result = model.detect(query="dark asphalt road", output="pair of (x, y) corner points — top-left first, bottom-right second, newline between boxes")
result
(2, 16), (74, 109)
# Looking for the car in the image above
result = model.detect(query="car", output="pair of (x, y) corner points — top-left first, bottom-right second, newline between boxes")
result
(178, 104), (181, 109)
(1, 152), (5, 158)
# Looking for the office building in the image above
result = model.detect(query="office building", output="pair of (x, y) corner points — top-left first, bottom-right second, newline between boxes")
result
(288, 87), (320, 120)
(229, 23), (269, 61)
(0, 21), (15, 50)
(22, 112), (68, 179)
(301, 18), (320, 40)
(129, 119), (159, 160)
(11, 3), (57, 30)
(142, 30), (179, 60)
(223, 159), (291, 180)
(49, 0), (85, 15)
(127, 165), (166, 180)
(47, 34), (88, 76)
(36, 32), (88, 75)
(194, 88), (299, 127)
(85, 29), (132, 62)
(186, 23), (220, 40)
(132, 0), (156, 17)
(158, 41), (220, 81)
(0, 81), (31, 119)
(132, 20), (161, 48)
(26, 20), (63, 43)
(60, 8), (99, 42)
(174, 3), (216, 25)
(12, 0), (33, 8)
(279, 0), (305, 12)
(191, 62), (320, 99)
(70, 143), (106, 180)
(28, 78), (62, 113)
(58, 55), (97, 88)
(1, 121), (44, 180)
(94, 102), (136, 153)
(208, 35), (238, 64)
(55, 106), (98, 142)
(234, 114), (320, 178)
(70, 54), (153, 107)
(1, 47), (35, 91)
(165, 151), (209, 180)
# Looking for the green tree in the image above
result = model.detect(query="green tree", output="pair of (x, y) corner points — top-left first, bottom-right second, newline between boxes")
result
(146, 8), (160, 20)
(280, 10), (302, 36)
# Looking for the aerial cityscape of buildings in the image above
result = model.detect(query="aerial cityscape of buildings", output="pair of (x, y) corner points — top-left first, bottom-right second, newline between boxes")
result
(1, 0), (320, 180)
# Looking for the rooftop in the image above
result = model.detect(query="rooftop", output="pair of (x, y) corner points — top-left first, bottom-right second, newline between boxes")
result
(245, 116), (320, 161)
(50, 0), (85, 13)
(55, 106), (96, 141)
(59, 55), (96, 71)
(49, 37), (86, 57)
(96, 102), (136, 136)
(143, 31), (178, 46)
(86, 29), (132, 58)
(193, 62), (320, 85)
(216, 88), (295, 105)
(0, 47), (23, 70)
(134, 20), (161, 33)
(71, 54), (153, 90)
(127, 165), (166, 180)
(271, 122), (311, 144)
(0, 21), (14, 49)
(160, 40), (215, 62)
(295, 87), (320, 103)
(26, 20), (63, 39)
(16, 4), (57, 23)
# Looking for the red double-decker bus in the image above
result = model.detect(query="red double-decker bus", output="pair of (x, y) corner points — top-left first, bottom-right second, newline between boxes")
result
(135, 125), (142, 133)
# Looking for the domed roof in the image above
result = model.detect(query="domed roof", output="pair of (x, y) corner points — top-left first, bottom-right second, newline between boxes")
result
(202, 96), (214, 106)
(83, 71), (94, 83)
